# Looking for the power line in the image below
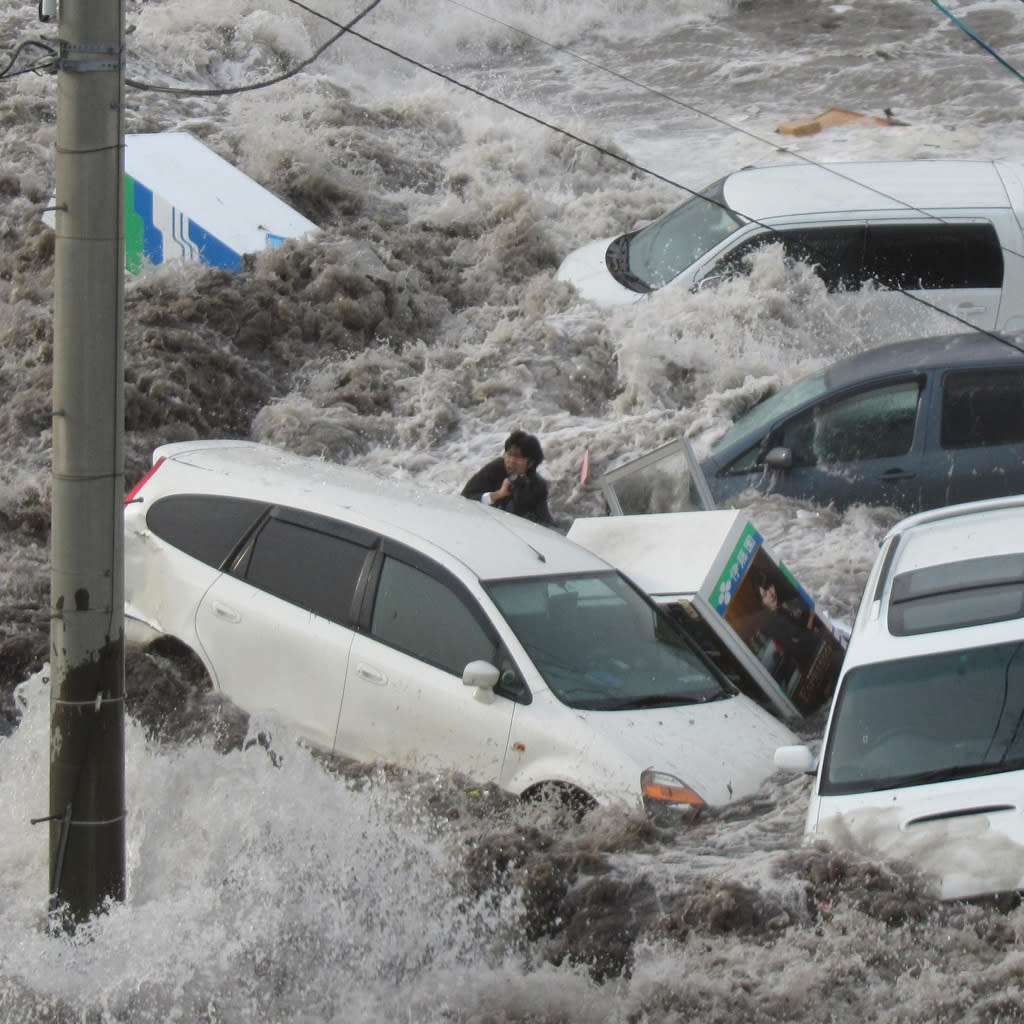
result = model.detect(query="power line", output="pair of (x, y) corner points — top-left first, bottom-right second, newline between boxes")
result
(926, 0), (1024, 83)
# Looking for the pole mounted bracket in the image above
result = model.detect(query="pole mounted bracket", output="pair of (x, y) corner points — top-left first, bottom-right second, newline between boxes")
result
(58, 40), (124, 73)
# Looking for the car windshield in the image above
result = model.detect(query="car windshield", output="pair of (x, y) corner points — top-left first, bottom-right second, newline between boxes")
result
(613, 178), (745, 291)
(711, 370), (828, 454)
(821, 641), (1024, 795)
(486, 571), (730, 711)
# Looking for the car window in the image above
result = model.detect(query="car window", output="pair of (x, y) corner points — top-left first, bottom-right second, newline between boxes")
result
(487, 571), (729, 711)
(821, 641), (1024, 794)
(146, 494), (269, 568)
(619, 177), (744, 290)
(774, 380), (922, 466)
(370, 556), (497, 678)
(941, 366), (1024, 449)
(241, 515), (372, 626)
(709, 226), (865, 292)
(712, 370), (828, 455)
(888, 552), (1024, 635)
(864, 222), (1002, 290)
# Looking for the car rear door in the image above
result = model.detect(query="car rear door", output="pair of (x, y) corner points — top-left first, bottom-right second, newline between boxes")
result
(195, 508), (376, 751)
(337, 544), (520, 783)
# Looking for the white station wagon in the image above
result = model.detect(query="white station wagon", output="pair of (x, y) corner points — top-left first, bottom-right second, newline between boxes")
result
(776, 495), (1024, 899)
(124, 440), (797, 816)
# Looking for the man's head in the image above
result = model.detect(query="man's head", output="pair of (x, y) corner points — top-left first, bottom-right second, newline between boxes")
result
(503, 430), (544, 475)
(754, 571), (779, 611)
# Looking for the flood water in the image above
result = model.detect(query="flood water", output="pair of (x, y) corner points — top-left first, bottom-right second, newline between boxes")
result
(3, 0), (1024, 1019)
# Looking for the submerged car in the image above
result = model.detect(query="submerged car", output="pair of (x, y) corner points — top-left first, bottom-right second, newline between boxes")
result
(776, 495), (1024, 900)
(557, 159), (1024, 335)
(700, 331), (1024, 514)
(124, 440), (798, 816)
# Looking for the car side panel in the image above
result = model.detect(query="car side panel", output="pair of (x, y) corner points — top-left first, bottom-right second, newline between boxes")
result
(195, 574), (352, 751)
(336, 632), (514, 781)
(123, 512), (223, 658)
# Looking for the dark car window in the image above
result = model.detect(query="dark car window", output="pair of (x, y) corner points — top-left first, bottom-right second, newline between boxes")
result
(370, 556), (498, 678)
(863, 222), (1002, 290)
(941, 366), (1024, 449)
(146, 494), (269, 568)
(705, 222), (1001, 293)
(710, 226), (866, 292)
(241, 515), (373, 627)
(773, 380), (922, 467)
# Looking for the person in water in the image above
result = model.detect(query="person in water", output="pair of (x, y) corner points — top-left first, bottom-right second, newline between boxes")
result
(461, 430), (555, 527)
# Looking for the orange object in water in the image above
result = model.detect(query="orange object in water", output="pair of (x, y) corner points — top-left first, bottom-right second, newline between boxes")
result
(777, 107), (907, 136)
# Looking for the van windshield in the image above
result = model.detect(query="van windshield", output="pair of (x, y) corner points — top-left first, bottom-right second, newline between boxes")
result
(821, 641), (1024, 795)
(486, 572), (730, 711)
(610, 177), (745, 291)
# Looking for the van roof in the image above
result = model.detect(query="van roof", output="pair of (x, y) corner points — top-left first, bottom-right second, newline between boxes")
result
(722, 160), (1023, 222)
(149, 440), (607, 581)
(844, 495), (1024, 667)
(823, 331), (1024, 392)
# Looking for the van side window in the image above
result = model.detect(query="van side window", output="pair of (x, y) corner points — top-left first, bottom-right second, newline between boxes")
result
(863, 223), (1002, 290)
(707, 222), (1002, 293)
(242, 516), (371, 626)
(370, 557), (497, 678)
(941, 367), (1024, 449)
(146, 494), (269, 568)
(709, 227), (865, 292)
(774, 381), (922, 466)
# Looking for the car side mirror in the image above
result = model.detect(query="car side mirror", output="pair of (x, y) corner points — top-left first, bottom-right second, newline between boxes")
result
(463, 660), (500, 691)
(774, 744), (817, 774)
(763, 446), (793, 471)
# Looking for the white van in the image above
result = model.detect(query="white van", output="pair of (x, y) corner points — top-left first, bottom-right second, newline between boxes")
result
(124, 440), (798, 816)
(776, 495), (1024, 899)
(557, 159), (1024, 334)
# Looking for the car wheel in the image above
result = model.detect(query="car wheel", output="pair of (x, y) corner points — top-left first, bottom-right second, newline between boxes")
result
(521, 781), (597, 821)
(125, 637), (250, 751)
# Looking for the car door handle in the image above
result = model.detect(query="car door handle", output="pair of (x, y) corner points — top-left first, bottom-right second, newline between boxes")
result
(955, 303), (986, 315)
(355, 663), (387, 685)
(211, 601), (241, 624)
(880, 468), (916, 481)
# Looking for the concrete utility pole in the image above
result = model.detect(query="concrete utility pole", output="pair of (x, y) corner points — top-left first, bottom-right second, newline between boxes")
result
(48, 0), (127, 929)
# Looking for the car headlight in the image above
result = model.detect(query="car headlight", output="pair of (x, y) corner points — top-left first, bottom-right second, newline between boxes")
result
(641, 768), (705, 821)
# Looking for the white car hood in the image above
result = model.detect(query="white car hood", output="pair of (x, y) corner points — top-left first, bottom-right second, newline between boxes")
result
(555, 236), (646, 308)
(811, 772), (1024, 900)
(577, 694), (797, 806)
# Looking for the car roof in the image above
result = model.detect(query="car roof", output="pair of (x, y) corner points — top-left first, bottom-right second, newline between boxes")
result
(721, 159), (1022, 222)
(843, 495), (1024, 667)
(823, 331), (1024, 392)
(147, 440), (608, 581)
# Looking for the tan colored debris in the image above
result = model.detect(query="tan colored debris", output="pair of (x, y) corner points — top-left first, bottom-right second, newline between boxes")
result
(777, 107), (907, 136)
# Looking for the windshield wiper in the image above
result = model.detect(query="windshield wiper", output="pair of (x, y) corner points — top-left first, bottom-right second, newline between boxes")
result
(597, 691), (725, 711)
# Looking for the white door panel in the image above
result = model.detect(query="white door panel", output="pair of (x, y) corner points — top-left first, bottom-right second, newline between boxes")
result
(196, 574), (353, 751)
(336, 633), (514, 782)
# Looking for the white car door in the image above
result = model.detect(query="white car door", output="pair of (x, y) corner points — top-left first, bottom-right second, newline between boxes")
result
(336, 551), (518, 783)
(195, 509), (375, 751)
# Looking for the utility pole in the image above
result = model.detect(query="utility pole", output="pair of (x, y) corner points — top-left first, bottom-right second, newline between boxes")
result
(48, 0), (127, 929)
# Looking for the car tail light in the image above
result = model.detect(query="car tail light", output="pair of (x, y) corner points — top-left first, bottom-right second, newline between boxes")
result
(124, 456), (165, 505)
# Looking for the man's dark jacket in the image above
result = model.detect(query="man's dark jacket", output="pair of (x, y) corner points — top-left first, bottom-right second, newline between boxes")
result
(461, 458), (554, 526)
